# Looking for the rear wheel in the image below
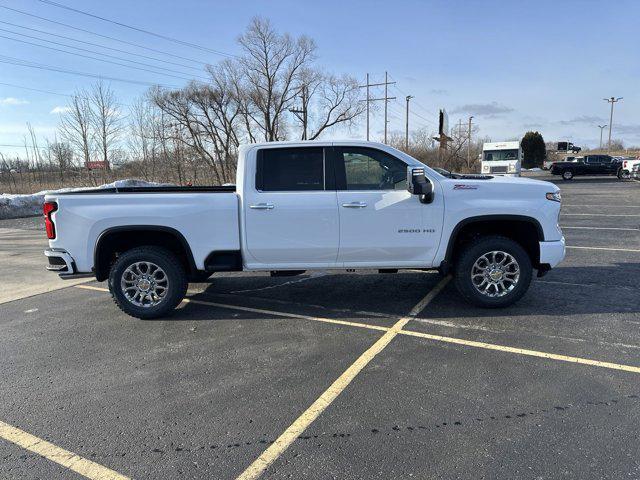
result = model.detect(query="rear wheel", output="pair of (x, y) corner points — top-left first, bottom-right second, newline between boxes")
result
(562, 169), (574, 180)
(453, 236), (532, 308)
(618, 169), (630, 180)
(108, 246), (187, 319)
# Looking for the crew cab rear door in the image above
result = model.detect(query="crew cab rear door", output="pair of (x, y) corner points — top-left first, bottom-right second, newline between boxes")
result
(242, 146), (339, 268)
(332, 146), (443, 267)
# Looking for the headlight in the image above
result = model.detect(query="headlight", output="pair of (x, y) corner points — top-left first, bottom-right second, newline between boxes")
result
(508, 164), (517, 173)
(546, 192), (561, 202)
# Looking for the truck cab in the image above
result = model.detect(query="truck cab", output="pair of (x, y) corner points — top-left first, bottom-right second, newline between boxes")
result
(480, 141), (522, 176)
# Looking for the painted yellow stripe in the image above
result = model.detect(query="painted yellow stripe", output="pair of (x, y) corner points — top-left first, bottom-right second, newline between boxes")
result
(0, 420), (130, 480)
(235, 276), (452, 480)
(399, 330), (640, 373)
(182, 298), (390, 332)
(75, 283), (640, 374)
(76, 284), (109, 292)
(76, 283), (640, 374)
(562, 213), (640, 217)
(566, 245), (640, 253)
(74, 285), (389, 332)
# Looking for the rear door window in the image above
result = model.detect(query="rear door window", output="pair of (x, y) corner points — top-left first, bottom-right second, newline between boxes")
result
(256, 148), (325, 191)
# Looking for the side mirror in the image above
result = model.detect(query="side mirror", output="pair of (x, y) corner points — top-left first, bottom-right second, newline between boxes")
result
(407, 167), (434, 203)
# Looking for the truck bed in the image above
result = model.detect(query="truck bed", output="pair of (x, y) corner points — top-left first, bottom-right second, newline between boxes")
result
(45, 189), (240, 273)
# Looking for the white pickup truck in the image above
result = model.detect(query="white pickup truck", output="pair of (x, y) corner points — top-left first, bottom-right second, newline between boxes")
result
(44, 141), (565, 318)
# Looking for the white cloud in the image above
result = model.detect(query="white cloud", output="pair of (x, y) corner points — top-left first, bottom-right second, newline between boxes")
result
(0, 97), (29, 106)
(50, 106), (71, 114)
(451, 102), (514, 116)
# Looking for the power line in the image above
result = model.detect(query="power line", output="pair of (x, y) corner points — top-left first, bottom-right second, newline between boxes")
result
(0, 55), (176, 88)
(392, 97), (435, 126)
(0, 81), (72, 97)
(0, 20), (206, 72)
(0, 81), (132, 108)
(0, 5), (209, 65)
(36, 0), (235, 58)
(0, 28), (208, 81)
(389, 79), (439, 121)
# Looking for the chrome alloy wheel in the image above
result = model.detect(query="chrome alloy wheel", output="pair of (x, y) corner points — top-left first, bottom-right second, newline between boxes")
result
(120, 261), (169, 307)
(471, 250), (520, 298)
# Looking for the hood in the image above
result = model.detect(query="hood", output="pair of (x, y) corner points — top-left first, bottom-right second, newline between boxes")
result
(441, 174), (560, 194)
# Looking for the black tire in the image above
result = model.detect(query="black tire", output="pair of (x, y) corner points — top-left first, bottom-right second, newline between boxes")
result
(562, 169), (573, 180)
(618, 169), (630, 180)
(453, 236), (533, 308)
(108, 246), (187, 319)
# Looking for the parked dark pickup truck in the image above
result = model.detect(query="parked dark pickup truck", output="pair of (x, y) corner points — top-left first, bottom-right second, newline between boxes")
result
(550, 155), (620, 180)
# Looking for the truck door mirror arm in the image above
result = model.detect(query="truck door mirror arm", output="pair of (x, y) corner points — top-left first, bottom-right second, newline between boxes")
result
(407, 167), (434, 204)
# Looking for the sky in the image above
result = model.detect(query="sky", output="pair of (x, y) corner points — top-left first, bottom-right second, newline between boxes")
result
(0, 0), (638, 157)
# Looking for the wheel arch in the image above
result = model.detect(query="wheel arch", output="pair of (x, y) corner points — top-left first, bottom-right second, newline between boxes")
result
(442, 215), (544, 273)
(94, 225), (197, 281)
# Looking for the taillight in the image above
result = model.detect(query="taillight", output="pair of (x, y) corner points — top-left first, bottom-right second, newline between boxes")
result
(624, 161), (627, 168)
(43, 201), (57, 239)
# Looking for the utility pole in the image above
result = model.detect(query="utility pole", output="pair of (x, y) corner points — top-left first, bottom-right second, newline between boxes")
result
(359, 73), (396, 143)
(405, 95), (413, 150)
(467, 116), (474, 167)
(289, 84), (308, 140)
(603, 97), (622, 152)
(597, 124), (607, 150)
(366, 73), (369, 141)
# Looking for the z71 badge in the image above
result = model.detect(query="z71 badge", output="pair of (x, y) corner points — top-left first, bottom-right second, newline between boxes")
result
(398, 228), (436, 233)
(453, 184), (478, 190)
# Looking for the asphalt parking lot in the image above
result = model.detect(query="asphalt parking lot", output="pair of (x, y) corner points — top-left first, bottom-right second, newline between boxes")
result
(1, 174), (639, 479)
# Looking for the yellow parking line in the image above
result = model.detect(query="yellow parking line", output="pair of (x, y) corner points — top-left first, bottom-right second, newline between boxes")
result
(75, 285), (389, 332)
(562, 213), (640, 217)
(566, 245), (640, 253)
(75, 284), (640, 374)
(75, 283), (640, 375)
(76, 285), (109, 292)
(0, 420), (130, 480)
(182, 298), (390, 332)
(399, 330), (640, 373)
(235, 276), (452, 480)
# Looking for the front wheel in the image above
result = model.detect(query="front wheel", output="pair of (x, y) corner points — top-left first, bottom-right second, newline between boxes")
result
(453, 236), (532, 308)
(108, 246), (188, 319)
(562, 169), (574, 180)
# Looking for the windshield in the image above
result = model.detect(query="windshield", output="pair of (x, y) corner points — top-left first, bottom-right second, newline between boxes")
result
(483, 149), (519, 161)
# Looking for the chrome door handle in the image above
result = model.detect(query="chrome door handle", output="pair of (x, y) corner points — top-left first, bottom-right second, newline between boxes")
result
(341, 202), (367, 208)
(249, 203), (274, 210)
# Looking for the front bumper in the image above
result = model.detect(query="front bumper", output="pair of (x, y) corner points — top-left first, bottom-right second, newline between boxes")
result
(539, 236), (566, 269)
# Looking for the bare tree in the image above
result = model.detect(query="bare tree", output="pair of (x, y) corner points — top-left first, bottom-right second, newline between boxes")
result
(47, 140), (74, 184)
(303, 73), (365, 140)
(151, 74), (242, 183)
(236, 17), (316, 141)
(60, 91), (93, 171)
(90, 81), (123, 171)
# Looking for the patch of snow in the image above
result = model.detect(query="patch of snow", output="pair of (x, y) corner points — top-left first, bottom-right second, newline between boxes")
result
(0, 179), (170, 220)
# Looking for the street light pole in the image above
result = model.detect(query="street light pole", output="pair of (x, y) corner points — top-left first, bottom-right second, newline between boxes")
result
(603, 97), (622, 152)
(405, 95), (413, 150)
(597, 124), (607, 150)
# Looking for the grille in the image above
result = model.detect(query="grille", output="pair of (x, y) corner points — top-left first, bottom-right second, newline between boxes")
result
(490, 166), (508, 174)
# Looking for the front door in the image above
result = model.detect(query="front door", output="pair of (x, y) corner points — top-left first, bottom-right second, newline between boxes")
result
(333, 146), (442, 267)
(243, 146), (339, 268)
